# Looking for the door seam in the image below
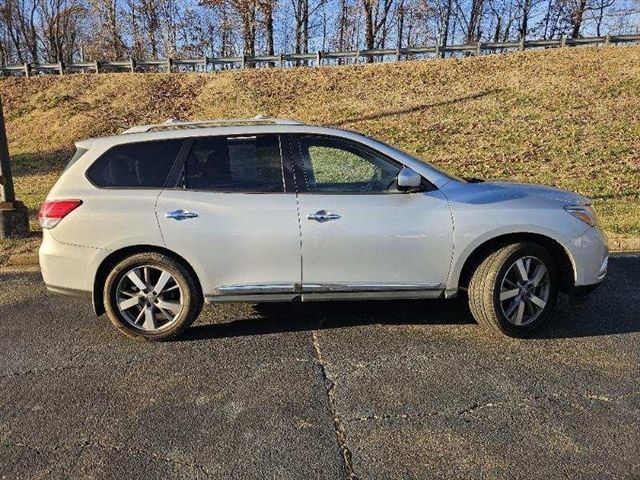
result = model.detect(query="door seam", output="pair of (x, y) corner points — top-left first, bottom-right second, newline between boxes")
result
(287, 135), (305, 289)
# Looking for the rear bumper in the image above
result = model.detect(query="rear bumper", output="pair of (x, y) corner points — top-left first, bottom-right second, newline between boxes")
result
(45, 283), (92, 300)
(39, 230), (105, 293)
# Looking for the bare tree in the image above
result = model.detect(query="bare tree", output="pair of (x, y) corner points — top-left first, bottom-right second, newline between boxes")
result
(202, 0), (257, 57)
(591, 0), (615, 35)
(39, 0), (85, 62)
(1, 0), (41, 62)
(438, 0), (454, 54)
(1, 0), (639, 66)
(570, 0), (589, 36)
(86, 0), (127, 59)
(362, 0), (394, 59)
(259, 0), (275, 56)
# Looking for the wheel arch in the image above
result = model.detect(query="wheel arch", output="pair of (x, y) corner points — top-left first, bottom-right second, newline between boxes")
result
(92, 245), (203, 316)
(454, 232), (576, 294)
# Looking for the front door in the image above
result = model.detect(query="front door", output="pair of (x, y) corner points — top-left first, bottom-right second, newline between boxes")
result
(156, 134), (302, 300)
(290, 134), (453, 298)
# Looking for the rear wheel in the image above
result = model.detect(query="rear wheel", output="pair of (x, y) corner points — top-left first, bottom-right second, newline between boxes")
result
(103, 252), (202, 341)
(468, 242), (558, 337)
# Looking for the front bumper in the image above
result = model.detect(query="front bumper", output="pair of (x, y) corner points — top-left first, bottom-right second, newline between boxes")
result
(569, 226), (608, 287)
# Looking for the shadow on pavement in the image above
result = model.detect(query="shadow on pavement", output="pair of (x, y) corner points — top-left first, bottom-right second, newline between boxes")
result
(182, 297), (470, 341)
(182, 256), (640, 342)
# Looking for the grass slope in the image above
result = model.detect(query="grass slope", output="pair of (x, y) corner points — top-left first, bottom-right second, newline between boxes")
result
(1, 45), (639, 262)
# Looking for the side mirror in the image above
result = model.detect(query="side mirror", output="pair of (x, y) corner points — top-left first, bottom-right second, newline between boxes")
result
(397, 166), (422, 191)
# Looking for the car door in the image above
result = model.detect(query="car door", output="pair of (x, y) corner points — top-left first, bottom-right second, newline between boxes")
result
(290, 134), (454, 299)
(156, 133), (302, 300)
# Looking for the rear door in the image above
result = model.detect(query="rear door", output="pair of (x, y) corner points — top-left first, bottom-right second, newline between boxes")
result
(156, 134), (302, 299)
(290, 134), (453, 298)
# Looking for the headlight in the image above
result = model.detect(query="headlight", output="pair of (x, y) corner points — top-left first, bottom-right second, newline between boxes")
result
(564, 205), (599, 227)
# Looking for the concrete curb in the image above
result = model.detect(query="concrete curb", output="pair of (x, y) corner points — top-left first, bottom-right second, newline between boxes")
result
(6, 253), (39, 266)
(608, 237), (640, 253)
(3, 238), (639, 269)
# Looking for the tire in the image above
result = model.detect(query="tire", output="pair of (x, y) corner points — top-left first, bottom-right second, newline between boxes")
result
(468, 242), (558, 337)
(103, 252), (203, 341)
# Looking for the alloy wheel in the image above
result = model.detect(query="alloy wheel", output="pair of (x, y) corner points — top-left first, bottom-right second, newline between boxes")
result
(498, 256), (551, 326)
(115, 265), (183, 332)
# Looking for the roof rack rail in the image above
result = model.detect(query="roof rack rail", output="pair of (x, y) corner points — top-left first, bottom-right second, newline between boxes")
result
(122, 115), (304, 134)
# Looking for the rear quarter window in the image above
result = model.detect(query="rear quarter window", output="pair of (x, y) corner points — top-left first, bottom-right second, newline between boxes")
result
(87, 140), (183, 188)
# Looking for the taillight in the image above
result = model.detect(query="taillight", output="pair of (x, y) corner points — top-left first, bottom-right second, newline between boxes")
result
(38, 199), (82, 229)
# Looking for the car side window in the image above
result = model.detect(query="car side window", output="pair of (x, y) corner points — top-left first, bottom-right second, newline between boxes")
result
(185, 135), (285, 192)
(297, 136), (402, 193)
(87, 140), (183, 188)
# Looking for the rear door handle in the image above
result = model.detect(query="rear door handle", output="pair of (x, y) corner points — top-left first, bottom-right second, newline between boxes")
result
(165, 209), (199, 221)
(307, 210), (341, 222)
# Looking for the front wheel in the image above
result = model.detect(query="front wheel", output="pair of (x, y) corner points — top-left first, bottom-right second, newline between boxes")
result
(468, 242), (558, 337)
(103, 252), (202, 341)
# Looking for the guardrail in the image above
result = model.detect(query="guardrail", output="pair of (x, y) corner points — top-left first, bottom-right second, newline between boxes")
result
(2, 34), (639, 77)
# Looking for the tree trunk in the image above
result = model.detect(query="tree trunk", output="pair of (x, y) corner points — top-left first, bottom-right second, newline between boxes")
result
(465, 0), (485, 44)
(440, 0), (452, 58)
(519, 0), (531, 39)
(571, 0), (588, 38)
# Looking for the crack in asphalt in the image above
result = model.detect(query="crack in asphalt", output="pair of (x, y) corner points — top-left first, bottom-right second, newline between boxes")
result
(342, 391), (640, 424)
(0, 440), (216, 476)
(311, 329), (357, 480)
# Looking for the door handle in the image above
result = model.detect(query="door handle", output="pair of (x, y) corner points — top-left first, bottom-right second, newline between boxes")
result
(165, 209), (199, 221)
(307, 210), (341, 222)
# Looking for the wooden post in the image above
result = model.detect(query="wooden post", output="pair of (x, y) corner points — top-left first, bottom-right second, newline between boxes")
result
(57, 61), (64, 75)
(0, 97), (29, 239)
(316, 51), (322, 66)
(396, 47), (401, 62)
(94, 60), (100, 74)
(241, 55), (246, 69)
(604, 34), (611, 46)
(477, 41), (482, 55)
(166, 58), (172, 73)
(560, 34), (566, 48)
(0, 100), (15, 205)
(203, 56), (209, 73)
(519, 37), (525, 51)
(355, 50), (360, 64)
(24, 63), (31, 78)
(130, 57), (135, 73)
(434, 42), (439, 59)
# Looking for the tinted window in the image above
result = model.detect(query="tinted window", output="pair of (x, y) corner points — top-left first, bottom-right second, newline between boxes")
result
(298, 136), (402, 193)
(87, 140), (183, 188)
(185, 135), (284, 192)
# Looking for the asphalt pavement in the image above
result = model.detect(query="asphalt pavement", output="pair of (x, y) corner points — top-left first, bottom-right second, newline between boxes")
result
(0, 256), (638, 479)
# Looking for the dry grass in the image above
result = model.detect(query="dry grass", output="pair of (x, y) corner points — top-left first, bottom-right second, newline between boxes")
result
(1, 45), (639, 261)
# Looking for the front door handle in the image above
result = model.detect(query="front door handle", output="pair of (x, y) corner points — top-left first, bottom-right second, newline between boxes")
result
(307, 210), (341, 222)
(165, 209), (199, 221)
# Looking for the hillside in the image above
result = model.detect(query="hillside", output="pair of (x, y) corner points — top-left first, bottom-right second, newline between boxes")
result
(1, 45), (639, 262)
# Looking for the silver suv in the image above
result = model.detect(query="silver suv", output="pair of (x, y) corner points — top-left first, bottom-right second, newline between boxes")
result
(39, 117), (608, 341)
